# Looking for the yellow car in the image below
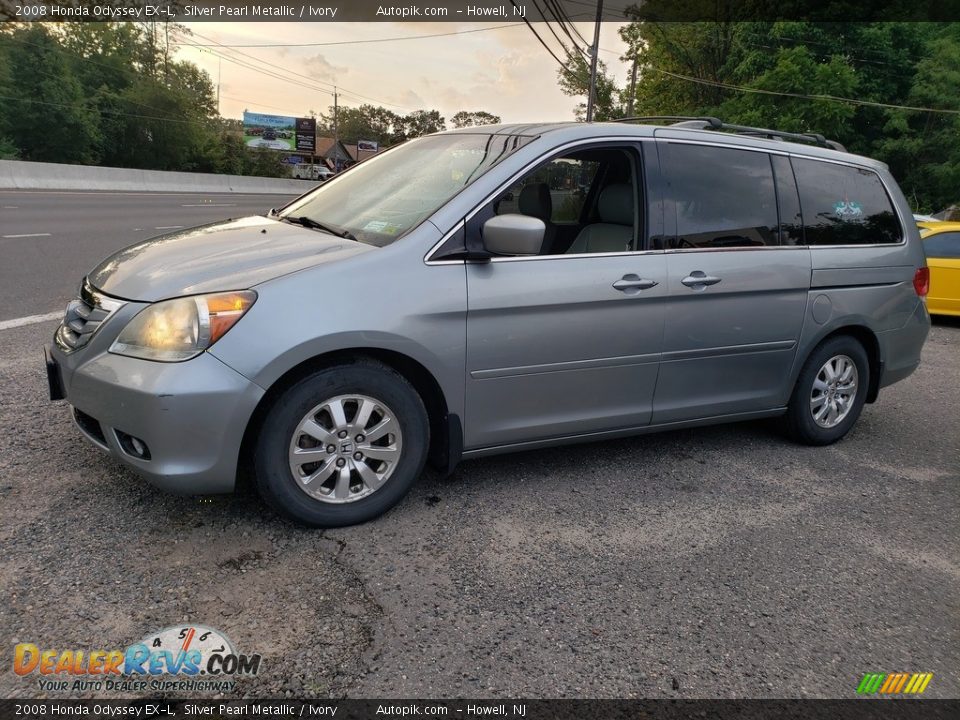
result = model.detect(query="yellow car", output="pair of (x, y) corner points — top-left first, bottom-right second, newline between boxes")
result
(917, 221), (960, 316)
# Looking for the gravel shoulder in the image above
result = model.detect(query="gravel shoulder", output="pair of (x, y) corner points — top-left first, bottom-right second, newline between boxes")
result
(1, 319), (957, 699)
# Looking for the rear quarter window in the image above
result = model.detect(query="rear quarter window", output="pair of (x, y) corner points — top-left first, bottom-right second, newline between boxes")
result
(792, 158), (902, 245)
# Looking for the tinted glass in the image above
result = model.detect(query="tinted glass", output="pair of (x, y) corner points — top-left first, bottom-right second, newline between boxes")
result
(792, 159), (902, 245)
(772, 155), (804, 245)
(664, 144), (779, 249)
(923, 231), (960, 258)
(282, 133), (530, 247)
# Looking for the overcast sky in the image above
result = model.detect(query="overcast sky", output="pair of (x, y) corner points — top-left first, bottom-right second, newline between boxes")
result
(175, 22), (630, 125)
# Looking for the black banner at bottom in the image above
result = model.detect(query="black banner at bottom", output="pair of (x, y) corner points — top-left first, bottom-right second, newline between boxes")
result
(2, 699), (959, 720)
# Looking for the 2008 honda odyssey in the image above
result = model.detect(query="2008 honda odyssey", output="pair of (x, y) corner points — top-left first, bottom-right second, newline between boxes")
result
(46, 118), (931, 527)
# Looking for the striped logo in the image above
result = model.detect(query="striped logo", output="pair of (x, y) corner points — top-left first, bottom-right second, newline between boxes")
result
(857, 672), (933, 694)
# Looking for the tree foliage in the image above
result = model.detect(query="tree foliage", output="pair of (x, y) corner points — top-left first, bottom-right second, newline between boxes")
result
(577, 19), (960, 211)
(0, 22), (286, 176)
(316, 105), (450, 146)
(451, 111), (502, 128)
(557, 50), (622, 121)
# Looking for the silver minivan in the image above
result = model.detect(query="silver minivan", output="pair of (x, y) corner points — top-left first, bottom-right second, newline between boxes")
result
(47, 119), (931, 526)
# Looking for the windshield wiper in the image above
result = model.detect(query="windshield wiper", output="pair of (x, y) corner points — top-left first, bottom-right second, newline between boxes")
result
(281, 215), (356, 241)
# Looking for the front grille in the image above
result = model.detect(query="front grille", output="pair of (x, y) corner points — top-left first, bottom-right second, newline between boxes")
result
(55, 279), (124, 352)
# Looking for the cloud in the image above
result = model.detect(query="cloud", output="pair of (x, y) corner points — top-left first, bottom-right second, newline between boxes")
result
(395, 89), (427, 109)
(305, 53), (348, 82)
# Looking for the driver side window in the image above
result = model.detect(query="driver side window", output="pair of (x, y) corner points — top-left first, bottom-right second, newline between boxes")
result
(484, 146), (642, 256)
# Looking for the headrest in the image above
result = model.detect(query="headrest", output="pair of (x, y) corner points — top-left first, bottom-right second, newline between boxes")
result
(598, 184), (634, 226)
(518, 183), (552, 221)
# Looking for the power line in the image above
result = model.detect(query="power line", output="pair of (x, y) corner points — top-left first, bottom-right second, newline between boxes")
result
(529, 0), (584, 60)
(186, 41), (373, 112)
(180, 29), (413, 111)
(220, 94), (305, 114)
(649, 67), (960, 116)
(547, 0), (590, 47)
(0, 93), (218, 126)
(177, 23), (525, 48)
(3, 35), (220, 119)
(508, 0), (587, 83)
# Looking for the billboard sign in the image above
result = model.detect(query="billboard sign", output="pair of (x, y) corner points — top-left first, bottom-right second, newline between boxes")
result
(357, 139), (379, 152)
(243, 111), (297, 151)
(295, 117), (317, 154)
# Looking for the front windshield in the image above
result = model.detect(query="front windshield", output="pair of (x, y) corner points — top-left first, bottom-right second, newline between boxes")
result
(279, 133), (531, 246)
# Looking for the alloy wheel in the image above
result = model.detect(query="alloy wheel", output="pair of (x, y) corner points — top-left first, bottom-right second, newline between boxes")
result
(288, 394), (403, 503)
(809, 354), (859, 429)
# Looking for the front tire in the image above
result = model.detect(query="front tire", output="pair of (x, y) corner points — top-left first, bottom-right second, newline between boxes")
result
(254, 361), (429, 527)
(785, 335), (870, 446)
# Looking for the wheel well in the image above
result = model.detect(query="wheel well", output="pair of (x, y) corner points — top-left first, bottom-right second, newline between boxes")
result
(817, 325), (882, 403)
(237, 349), (452, 489)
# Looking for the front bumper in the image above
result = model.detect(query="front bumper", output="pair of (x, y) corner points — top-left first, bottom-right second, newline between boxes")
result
(50, 341), (264, 495)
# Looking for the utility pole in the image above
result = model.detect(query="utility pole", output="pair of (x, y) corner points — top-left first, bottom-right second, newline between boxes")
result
(626, 52), (637, 117)
(333, 87), (339, 171)
(216, 57), (221, 115)
(585, 0), (604, 122)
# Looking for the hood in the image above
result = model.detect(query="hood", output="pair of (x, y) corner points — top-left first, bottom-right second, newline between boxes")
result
(88, 216), (373, 302)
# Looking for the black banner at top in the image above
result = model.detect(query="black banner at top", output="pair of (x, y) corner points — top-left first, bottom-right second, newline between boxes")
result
(2, 0), (960, 23)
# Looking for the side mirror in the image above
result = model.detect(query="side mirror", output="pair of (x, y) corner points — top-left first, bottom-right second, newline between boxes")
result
(483, 214), (545, 256)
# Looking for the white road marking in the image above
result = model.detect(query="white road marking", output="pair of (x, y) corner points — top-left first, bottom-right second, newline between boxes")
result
(2, 232), (51, 238)
(3, 205), (19, 209)
(0, 311), (62, 331)
(154, 225), (184, 230)
(181, 203), (237, 207)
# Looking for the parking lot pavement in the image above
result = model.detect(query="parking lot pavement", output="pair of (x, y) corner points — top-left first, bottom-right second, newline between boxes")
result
(1, 318), (957, 699)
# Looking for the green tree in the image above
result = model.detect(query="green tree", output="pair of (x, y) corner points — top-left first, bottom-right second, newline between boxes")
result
(320, 104), (404, 146)
(874, 24), (960, 211)
(0, 135), (17, 159)
(450, 110), (502, 128)
(557, 50), (622, 121)
(0, 25), (101, 163)
(616, 18), (960, 209)
(400, 109), (446, 137)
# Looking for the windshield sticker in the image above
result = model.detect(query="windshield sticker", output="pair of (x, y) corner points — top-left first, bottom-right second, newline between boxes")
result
(834, 199), (863, 219)
(362, 220), (401, 234)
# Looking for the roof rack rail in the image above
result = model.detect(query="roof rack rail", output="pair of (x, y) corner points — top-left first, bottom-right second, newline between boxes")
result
(613, 116), (722, 128)
(612, 115), (846, 152)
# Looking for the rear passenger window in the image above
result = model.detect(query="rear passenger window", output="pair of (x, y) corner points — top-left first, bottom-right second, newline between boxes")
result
(663, 144), (779, 249)
(793, 159), (902, 245)
(923, 232), (960, 258)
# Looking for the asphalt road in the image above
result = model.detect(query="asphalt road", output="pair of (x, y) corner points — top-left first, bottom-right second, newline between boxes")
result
(0, 190), (299, 322)
(0, 190), (956, 699)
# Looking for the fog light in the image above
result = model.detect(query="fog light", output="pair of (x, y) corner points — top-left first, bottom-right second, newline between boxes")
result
(116, 430), (151, 460)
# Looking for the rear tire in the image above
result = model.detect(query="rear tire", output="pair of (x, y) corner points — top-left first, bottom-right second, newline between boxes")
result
(785, 335), (870, 446)
(254, 361), (429, 527)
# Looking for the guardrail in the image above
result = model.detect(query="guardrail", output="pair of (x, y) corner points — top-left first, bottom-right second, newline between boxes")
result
(0, 160), (318, 194)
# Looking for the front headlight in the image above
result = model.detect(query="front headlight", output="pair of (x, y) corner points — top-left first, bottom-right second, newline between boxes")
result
(109, 291), (257, 362)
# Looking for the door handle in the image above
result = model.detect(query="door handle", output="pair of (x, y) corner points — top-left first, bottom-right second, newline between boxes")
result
(681, 271), (722, 288)
(612, 275), (658, 293)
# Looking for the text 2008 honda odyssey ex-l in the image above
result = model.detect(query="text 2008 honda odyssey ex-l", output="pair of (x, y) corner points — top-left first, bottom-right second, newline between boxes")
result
(46, 118), (931, 527)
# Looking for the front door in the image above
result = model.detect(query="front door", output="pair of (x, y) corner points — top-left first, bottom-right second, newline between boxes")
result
(463, 143), (667, 449)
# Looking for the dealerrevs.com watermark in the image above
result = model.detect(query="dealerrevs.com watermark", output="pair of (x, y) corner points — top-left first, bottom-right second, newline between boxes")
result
(13, 625), (262, 694)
